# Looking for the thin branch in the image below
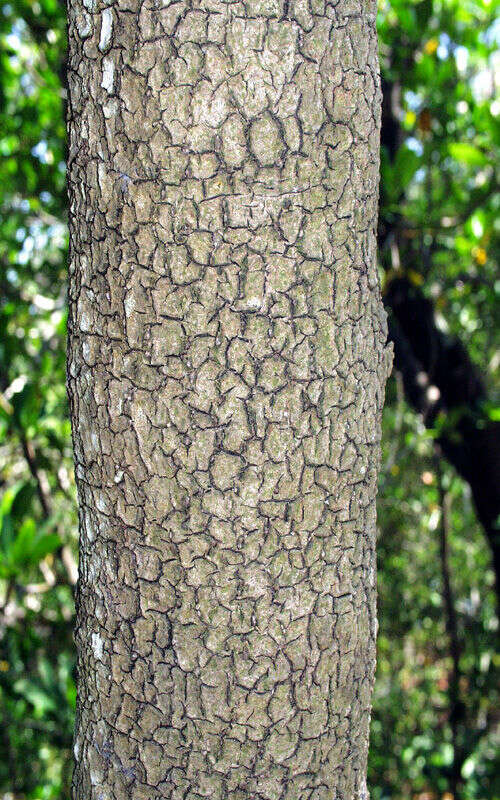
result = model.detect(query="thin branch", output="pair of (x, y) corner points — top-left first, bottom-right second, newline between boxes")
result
(436, 457), (463, 800)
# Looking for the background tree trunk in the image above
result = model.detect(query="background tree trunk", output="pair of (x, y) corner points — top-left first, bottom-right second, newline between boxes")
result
(380, 74), (500, 601)
(67, 1), (391, 798)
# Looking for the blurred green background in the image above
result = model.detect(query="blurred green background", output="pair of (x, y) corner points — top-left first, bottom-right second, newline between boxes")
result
(0, 0), (499, 797)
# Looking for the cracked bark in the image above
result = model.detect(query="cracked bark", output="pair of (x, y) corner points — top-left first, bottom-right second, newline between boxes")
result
(66, 1), (392, 798)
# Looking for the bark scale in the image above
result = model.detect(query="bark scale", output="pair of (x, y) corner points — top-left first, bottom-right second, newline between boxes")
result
(67, 1), (391, 798)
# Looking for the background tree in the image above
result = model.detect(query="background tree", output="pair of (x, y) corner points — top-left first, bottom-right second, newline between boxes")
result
(0, 0), (498, 798)
(372, 3), (499, 798)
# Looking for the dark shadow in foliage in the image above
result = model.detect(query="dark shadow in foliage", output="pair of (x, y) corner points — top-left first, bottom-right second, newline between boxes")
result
(386, 277), (500, 598)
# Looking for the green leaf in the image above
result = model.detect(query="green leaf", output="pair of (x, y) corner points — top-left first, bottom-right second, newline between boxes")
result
(13, 678), (57, 717)
(393, 146), (421, 192)
(486, 406), (500, 422)
(12, 382), (43, 431)
(28, 532), (61, 564)
(448, 142), (488, 166)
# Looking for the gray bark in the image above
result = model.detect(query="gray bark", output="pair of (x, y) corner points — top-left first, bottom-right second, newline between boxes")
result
(66, 1), (391, 798)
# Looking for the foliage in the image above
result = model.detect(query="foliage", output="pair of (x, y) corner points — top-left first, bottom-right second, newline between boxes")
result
(0, 0), (498, 798)
(0, 2), (75, 797)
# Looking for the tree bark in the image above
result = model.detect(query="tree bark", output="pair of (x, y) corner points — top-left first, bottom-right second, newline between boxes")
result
(67, 1), (391, 798)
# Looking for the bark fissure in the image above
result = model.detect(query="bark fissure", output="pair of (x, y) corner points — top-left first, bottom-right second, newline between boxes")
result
(67, 1), (391, 797)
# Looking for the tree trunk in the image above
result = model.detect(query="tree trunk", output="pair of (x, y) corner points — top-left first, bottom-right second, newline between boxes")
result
(67, 1), (391, 798)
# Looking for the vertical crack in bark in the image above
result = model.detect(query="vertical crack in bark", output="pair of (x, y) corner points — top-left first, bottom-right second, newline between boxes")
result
(67, 1), (391, 797)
